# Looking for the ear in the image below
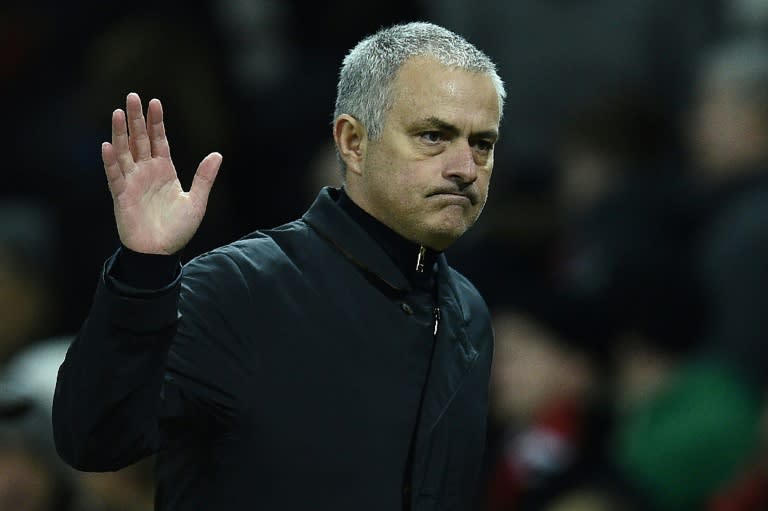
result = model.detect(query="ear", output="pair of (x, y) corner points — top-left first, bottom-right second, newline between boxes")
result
(333, 114), (367, 176)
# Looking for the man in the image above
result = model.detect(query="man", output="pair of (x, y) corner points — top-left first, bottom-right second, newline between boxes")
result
(52, 22), (505, 510)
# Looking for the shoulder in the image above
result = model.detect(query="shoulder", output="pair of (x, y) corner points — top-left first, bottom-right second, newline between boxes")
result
(175, 219), (315, 318)
(183, 218), (313, 278)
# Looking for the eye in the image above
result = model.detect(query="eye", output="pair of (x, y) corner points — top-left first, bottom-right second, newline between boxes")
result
(475, 139), (495, 153)
(420, 131), (445, 144)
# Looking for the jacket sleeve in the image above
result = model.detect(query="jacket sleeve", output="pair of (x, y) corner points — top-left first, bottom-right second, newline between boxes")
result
(52, 247), (250, 471)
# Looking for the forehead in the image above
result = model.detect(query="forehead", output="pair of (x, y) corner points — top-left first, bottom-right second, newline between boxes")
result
(388, 57), (501, 129)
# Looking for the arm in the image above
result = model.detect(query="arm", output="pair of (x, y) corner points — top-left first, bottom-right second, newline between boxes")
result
(53, 248), (183, 470)
(52, 93), (223, 471)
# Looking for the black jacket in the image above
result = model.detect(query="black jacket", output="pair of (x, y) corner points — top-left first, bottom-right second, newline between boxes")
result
(53, 187), (494, 510)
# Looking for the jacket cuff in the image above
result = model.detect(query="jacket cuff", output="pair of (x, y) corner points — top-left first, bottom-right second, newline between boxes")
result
(109, 245), (181, 290)
(99, 250), (182, 332)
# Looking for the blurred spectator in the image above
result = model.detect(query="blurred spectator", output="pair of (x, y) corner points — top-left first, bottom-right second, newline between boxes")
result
(488, 311), (597, 429)
(552, 91), (705, 410)
(611, 37), (768, 511)
(481, 308), (614, 511)
(3, 338), (155, 511)
(689, 39), (768, 181)
(0, 200), (59, 366)
(478, 69), (716, 511)
(479, 207), (707, 510)
(0, 384), (74, 511)
(687, 36), (768, 398)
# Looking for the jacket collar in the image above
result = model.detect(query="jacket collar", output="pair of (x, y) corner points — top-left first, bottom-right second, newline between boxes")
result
(337, 187), (441, 286)
(302, 187), (446, 293)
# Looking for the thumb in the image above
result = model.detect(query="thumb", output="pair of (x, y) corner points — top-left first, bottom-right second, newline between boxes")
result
(190, 152), (223, 208)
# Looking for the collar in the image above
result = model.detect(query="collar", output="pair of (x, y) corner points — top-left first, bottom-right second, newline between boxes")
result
(302, 187), (443, 293)
(337, 187), (440, 288)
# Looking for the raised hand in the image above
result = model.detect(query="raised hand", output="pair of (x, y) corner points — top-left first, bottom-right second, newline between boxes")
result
(102, 93), (222, 255)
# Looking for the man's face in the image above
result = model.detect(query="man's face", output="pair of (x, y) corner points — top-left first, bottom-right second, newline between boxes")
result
(689, 74), (767, 177)
(353, 57), (501, 250)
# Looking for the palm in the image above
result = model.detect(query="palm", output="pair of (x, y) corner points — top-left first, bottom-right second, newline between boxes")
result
(102, 93), (221, 255)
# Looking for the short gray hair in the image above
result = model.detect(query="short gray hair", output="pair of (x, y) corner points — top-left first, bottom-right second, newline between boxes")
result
(333, 22), (505, 170)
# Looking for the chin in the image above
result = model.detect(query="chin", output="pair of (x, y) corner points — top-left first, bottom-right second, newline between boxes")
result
(414, 209), (477, 249)
(423, 225), (469, 251)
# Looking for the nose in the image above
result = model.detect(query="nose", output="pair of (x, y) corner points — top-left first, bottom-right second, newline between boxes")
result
(443, 141), (477, 185)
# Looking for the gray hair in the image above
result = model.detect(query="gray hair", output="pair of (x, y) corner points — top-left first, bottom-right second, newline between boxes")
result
(333, 22), (505, 171)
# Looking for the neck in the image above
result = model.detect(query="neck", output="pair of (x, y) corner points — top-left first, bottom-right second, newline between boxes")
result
(337, 187), (440, 285)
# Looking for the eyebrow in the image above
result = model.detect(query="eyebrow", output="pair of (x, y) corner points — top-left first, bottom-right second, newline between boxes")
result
(410, 116), (499, 141)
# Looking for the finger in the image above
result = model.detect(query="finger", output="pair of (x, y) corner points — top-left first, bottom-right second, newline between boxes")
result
(189, 152), (222, 209)
(126, 92), (151, 161)
(111, 108), (135, 173)
(102, 142), (126, 197)
(146, 98), (171, 158)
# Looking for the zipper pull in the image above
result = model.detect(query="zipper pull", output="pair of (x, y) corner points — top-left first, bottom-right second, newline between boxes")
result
(415, 245), (426, 273)
(433, 307), (440, 336)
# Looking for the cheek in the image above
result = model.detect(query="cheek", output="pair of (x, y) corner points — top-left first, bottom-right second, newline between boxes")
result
(365, 162), (422, 217)
(480, 169), (492, 191)
(385, 162), (432, 197)
(475, 169), (493, 204)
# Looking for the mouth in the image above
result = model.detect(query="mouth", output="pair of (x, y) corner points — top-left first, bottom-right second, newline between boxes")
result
(428, 190), (476, 205)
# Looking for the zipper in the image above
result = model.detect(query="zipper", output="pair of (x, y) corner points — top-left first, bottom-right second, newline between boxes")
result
(415, 245), (426, 273)
(433, 307), (440, 336)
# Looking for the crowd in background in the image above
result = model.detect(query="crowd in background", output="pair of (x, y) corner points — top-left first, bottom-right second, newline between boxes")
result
(2, 1), (768, 509)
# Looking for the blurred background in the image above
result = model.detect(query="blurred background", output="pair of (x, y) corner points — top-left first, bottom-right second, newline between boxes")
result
(2, 1), (768, 510)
